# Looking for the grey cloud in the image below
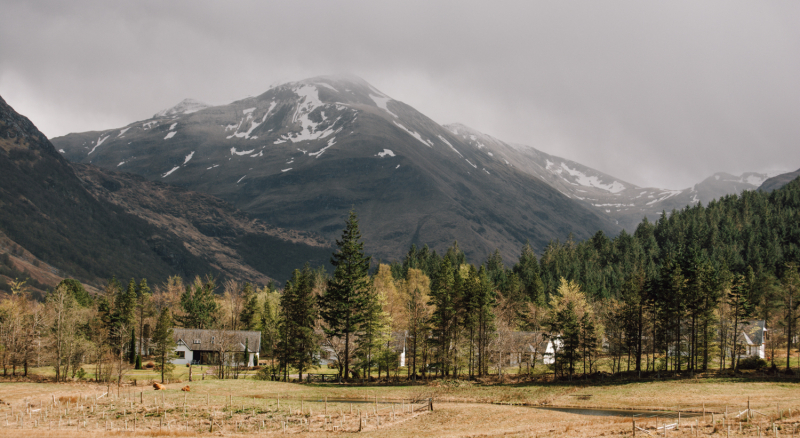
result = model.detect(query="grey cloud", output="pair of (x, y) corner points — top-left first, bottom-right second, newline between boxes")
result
(1, 0), (798, 188)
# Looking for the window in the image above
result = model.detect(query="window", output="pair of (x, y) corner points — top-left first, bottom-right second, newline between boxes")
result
(193, 339), (201, 344)
(175, 351), (185, 359)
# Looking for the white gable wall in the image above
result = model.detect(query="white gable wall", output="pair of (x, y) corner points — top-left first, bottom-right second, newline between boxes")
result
(171, 342), (193, 365)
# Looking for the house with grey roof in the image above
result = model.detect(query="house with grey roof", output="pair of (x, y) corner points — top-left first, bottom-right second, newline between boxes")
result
(171, 328), (261, 367)
(737, 320), (767, 359)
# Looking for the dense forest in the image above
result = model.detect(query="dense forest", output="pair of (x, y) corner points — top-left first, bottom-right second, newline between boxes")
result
(2, 178), (799, 383)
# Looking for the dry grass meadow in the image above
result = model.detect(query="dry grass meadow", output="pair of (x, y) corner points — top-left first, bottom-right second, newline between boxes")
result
(1, 372), (799, 437)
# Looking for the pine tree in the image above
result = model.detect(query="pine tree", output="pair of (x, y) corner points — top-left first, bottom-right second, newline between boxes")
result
(781, 264), (800, 371)
(404, 268), (431, 378)
(278, 265), (319, 381)
(513, 243), (545, 306)
(728, 273), (753, 371)
(135, 278), (153, 357)
(55, 279), (92, 307)
(128, 328), (136, 364)
(178, 277), (219, 329)
(152, 307), (176, 383)
(320, 210), (371, 380)
(476, 267), (497, 377)
(239, 283), (259, 330)
(259, 295), (279, 372)
(428, 257), (458, 377)
(558, 302), (581, 379)
(357, 282), (392, 379)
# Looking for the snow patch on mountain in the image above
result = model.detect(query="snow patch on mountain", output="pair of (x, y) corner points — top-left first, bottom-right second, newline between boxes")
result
(226, 104), (277, 140)
(437, 135), (462, 157)
(377, 149), (395, 158)
(261, 102), (277, 123)
(369, 94), (397, 118)
(309, 138), (336, 158)
(162, 166), (180, 178)
(184, 151), (195, 164)
(154, 98), (210, 118)
(393, 122), (433, 147)
(88, 134), (110, 154)
(316, 82), (338, 92)
(645, 190), (682, 205)
(743, 174), (767, 186)
(230, 147), (256, 156)
(288, 85), (337, 143)
(118, 127), (130, 137)
(164, 131), (177, 140)
(557, 163), (626, 194)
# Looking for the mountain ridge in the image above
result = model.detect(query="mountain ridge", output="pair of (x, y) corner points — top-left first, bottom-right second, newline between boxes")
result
(0, 94), (330, 286)
(443, 122), (776, 231)
(52, 75), (619, 263)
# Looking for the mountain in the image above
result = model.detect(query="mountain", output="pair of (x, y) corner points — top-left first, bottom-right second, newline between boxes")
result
(0, 94), (329, 286)
(73, 164), (332, 284)
(153, 98), (211, 118)
(52, 75), (619, 263)
(444, 124), (773, 231)
(758, 168), (800, 193)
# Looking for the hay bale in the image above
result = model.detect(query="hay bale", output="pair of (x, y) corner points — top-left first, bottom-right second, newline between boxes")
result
(153, 383), (165, 390)
(181, 386), (190, 392)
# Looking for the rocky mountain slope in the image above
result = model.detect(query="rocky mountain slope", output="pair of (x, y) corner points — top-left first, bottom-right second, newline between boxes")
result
(0, 94), (329, 286)
(445, 123), (773, 231)
(74, 164), (332, 284)
(53, 75), (619, 263)
(758, 168), (800, 193)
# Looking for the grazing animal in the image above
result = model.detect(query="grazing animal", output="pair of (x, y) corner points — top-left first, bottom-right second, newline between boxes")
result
(153, 383), (165, 390)
(181, 386), (190, 392)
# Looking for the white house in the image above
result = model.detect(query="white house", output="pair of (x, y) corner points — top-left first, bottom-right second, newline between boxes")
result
(738, 320), (767, 359)
(542, 339), (561, 365)
(172, 328), (260, 367)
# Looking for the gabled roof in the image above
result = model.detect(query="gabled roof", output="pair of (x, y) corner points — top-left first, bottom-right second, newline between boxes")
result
(173, 328), (261, 353)
(739, 320), (766, 346)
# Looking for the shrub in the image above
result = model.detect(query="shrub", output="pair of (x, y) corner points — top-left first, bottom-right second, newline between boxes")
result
(145, 361), (155, 369)
(738, 355), (767, 370)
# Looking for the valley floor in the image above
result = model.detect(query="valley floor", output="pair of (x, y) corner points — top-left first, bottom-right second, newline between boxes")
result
(0, 373), (798, 437)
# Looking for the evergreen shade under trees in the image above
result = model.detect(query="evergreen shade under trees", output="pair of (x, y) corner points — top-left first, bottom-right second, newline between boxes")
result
(320, 211), (372, 380)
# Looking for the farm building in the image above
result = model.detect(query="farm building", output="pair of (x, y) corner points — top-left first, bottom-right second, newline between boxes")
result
(171, 328), (261, 367)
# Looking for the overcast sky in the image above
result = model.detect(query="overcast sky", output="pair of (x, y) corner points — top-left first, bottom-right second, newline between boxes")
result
(2, 1), (799, 189)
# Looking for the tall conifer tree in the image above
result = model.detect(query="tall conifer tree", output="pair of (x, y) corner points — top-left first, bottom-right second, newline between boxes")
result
(152, 307), (176, 383)
(320, 211), (371, 380)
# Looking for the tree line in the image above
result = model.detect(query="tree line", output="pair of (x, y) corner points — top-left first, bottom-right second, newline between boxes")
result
(1, 178), (800, 382)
